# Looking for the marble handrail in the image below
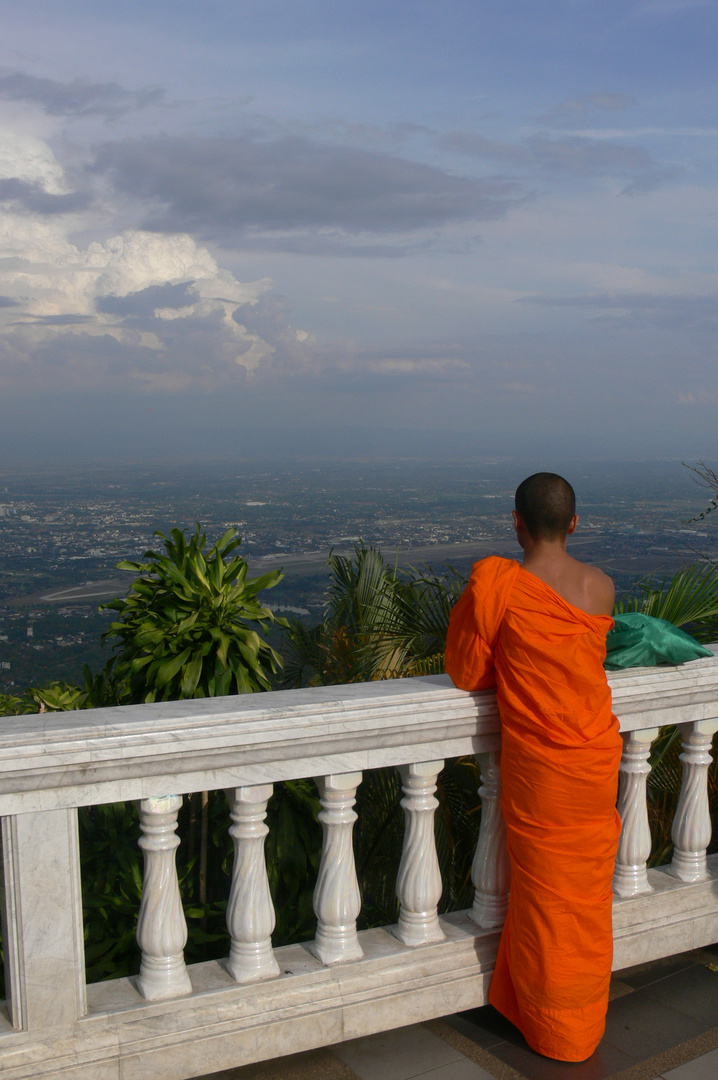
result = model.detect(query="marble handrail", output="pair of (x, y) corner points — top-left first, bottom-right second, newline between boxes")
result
(0, 647), (717, 1080)
(0, 646), (717, 815)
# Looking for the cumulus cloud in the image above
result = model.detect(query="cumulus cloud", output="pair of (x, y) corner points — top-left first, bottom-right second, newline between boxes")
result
(90, 132), (522, 248)
(0, 127), (69, 193)
(0, 122), (351, 393)
(0, 71), (164, 117)
(0, 223), (296, 389)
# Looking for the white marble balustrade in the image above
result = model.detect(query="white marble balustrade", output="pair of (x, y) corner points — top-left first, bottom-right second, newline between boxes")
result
(0, 648), (717, 1080)
(394, 760), (445, 946)
(311, 771), (364, 964)
(226, 784), (280, 983)
(470, 750), (510, 927)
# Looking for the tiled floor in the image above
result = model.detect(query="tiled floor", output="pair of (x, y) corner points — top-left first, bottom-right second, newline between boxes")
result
(195, 947), (718, 1080)
(445, 944), (718, 1080)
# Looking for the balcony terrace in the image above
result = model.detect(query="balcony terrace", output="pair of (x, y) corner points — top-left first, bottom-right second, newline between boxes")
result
(1, 650), (718, 1080)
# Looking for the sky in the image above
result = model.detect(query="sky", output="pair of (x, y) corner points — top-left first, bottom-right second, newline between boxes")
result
(0, 0), (716, 462)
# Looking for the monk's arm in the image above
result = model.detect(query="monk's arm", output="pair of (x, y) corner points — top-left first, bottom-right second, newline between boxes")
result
(444, 582), (496, 691)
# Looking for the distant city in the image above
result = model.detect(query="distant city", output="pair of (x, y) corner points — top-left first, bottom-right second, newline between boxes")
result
(0, 458), (716, 691)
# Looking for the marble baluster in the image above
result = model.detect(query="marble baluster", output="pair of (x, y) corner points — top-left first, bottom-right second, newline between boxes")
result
(613, 727), (659, 897)
(310, 771), (364, 964)
(394, 760), (446, 946)
(136, 795), (192, 1000)
(225, 784), (280, 982)
(671, 720), (718, 883)
(470, 751), (510, 928)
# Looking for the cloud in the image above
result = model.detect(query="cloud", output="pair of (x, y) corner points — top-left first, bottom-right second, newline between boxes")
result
(536, 94), (636, 128)
(96, 281), (199, 318)
(0, 178), (91, 214)
(0, 71), (164, 117)
(330, 340), (471, 381)
(437, 131), (528, 165)
(0, 123), (338, 392)
(91, 133), (522, 247)
(525, 135), (653, 176)
(435, 127), (669, 192)
(520, 291), (718, 331)
(0, 221), (318, 390)
(0, 127), (69, 193)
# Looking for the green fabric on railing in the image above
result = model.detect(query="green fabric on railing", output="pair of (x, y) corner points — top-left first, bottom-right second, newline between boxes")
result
(605, 612), (712, 670)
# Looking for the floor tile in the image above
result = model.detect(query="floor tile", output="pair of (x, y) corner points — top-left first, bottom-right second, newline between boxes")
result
(642, 964), (718, 1028)
(450, 1004), (521, 1049)
(603, 990), (704, 1060)
(334, 1024), (463, 1080)
(487, 1037), (635, 1080)
(414, 1059), (496, 1080)
(616, 953), (704, 991)
(192, 1045), (358, 1080)
(450, 1006), (636, 1080)
(661, 1046), (718, 1079)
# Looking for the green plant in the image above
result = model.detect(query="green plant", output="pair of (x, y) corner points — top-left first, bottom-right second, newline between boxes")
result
(103, 526), (286, 703)
(0, 666), (112, 716)
(282, 543), (465, 687)
(614, 563), (718, 642)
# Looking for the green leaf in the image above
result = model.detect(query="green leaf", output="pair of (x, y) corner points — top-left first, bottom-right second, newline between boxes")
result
(181, 652), (204, 697)
(154, 648), (192, 689)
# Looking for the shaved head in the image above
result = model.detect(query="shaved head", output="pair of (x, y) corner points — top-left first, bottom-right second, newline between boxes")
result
(515, 472), (576, 541)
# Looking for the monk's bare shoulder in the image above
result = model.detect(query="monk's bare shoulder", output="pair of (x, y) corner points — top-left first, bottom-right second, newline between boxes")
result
(580, 563), (615, 616)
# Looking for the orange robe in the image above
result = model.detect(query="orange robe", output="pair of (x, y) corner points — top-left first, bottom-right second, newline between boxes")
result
(445, 556), (622, 1062)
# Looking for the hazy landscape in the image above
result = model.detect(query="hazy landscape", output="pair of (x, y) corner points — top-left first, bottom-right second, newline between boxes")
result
(1, 456), (715, 691)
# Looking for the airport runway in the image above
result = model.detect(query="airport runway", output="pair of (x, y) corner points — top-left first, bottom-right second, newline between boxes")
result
(31, 535), (608, 606)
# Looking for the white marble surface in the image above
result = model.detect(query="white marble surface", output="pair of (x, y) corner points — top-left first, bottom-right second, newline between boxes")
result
(225, 784), (279, 983)
(0, 648), (716, 814)
(2, 868), (716, 1079)
(1, 649), (718, 1078)
(1, 808), (86, 1032)
(470, 750), (510, 928)
(613, 727), (658, 898)
(311, 772), (364, 965)
(394, 761), (445, 947)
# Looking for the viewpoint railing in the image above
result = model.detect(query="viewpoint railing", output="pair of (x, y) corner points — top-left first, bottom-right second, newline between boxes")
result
(1, 649), (718, 1080)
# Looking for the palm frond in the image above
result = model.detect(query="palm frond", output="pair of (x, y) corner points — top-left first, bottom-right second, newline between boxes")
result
(615, 563), (718, 628)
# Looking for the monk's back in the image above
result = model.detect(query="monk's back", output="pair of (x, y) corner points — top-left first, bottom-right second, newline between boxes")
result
(494, 566), (617, 748)
(520, 551), (614, 616)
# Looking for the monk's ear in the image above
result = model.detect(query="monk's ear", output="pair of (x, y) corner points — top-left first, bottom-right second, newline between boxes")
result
(512, 510), (522, 531)
(566, 513), (578, 536)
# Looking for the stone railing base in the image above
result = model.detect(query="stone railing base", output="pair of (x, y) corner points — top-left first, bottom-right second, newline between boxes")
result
(1, 857), (716, 1080)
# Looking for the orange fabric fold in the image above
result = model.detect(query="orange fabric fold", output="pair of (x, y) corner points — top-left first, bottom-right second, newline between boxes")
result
(445, 557), (622, 1062)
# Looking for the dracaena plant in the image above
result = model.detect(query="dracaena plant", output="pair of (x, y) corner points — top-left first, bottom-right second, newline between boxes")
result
(102, 526), (286, 704)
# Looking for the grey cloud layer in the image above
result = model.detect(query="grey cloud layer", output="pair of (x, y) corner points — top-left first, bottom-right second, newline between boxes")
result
(521, 292), (718, 331)
(91, 133), (521, 241)
(0, 179), (91, 215)
(0, 71), (164, 116)
(96, 281), (198, 318)
(535, 93), (636, 127)
(438, 129), (668, 190)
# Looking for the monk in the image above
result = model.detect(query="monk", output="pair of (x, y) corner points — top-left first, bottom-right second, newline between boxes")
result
(444, 472), (622, 1062)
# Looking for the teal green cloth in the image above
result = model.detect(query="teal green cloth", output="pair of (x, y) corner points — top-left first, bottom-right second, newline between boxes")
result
(605, 612), (712, 670)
